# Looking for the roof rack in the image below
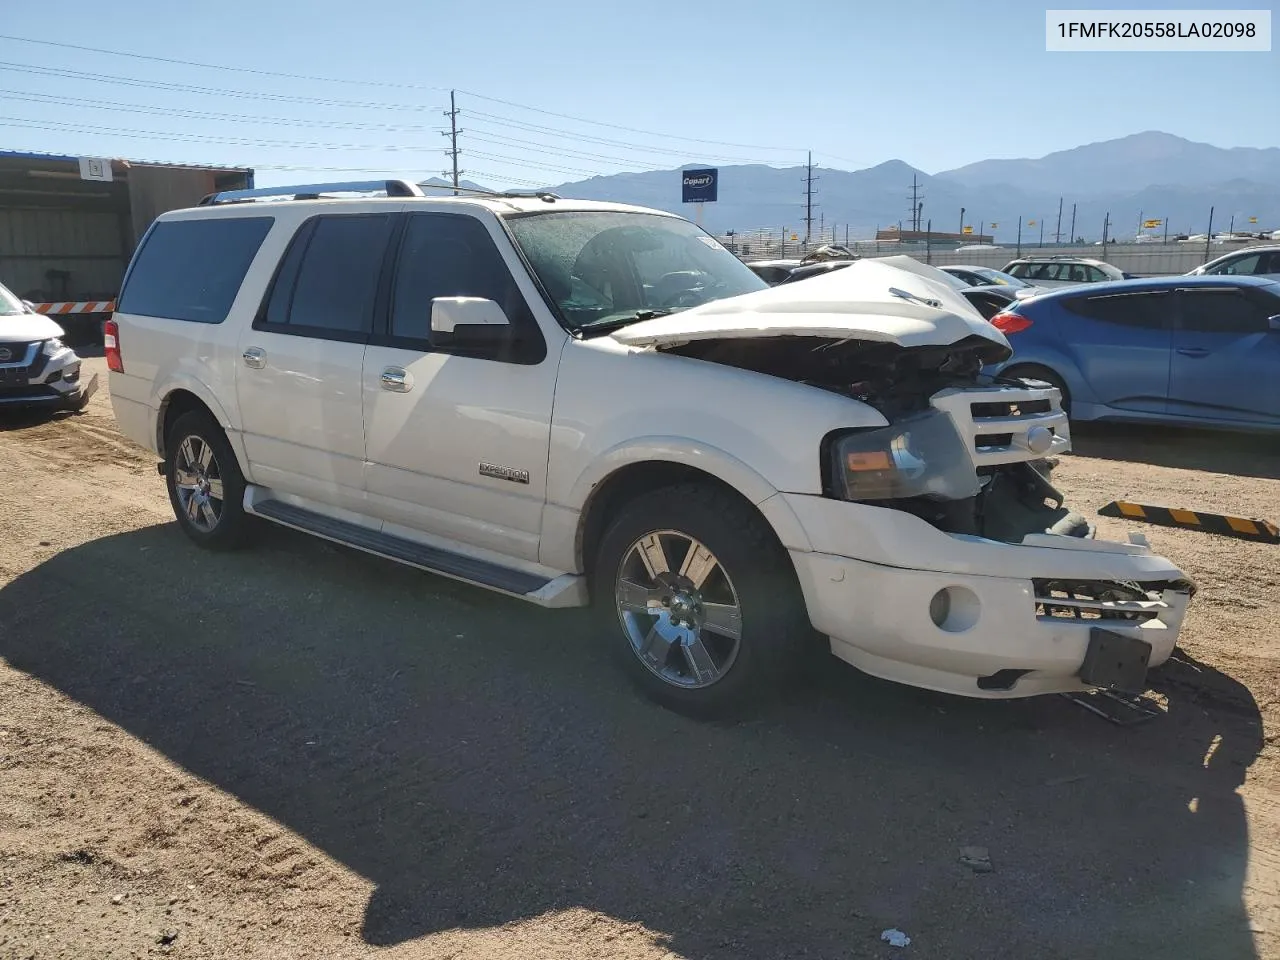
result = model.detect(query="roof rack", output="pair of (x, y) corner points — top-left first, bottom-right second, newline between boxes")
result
(199, 179), (426, 205)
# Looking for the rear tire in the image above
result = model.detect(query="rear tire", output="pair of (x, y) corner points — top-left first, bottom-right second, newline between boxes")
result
(165, 410), (252, 550)
(591, 483), (814, 718)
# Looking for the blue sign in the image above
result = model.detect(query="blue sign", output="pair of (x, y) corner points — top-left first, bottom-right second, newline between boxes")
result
(681, 168), (718, 204)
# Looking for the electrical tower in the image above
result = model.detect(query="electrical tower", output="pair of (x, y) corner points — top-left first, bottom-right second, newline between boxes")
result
(908, 175), (924, 232)
(442, 90), (463, 195)
(803, 151), (818, 243)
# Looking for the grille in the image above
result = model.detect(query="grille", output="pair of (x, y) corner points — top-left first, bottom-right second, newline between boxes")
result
(931, 383), (1072, 467)
(0, 342), (45, 384)
(1032, 579), (1172, 623)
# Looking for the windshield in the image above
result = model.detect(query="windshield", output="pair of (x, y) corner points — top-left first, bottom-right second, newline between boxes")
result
(973, 267), (1032, 288)
(0, 282), (27, 316)
(505, 210), (767, 332)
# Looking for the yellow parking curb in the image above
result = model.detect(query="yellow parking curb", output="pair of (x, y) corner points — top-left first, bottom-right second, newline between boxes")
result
(1098, 501), (1279, 544)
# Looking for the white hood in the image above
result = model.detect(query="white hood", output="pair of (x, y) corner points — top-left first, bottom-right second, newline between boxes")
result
(613, 255), (1011, 354)
(0, 311), (65, 343)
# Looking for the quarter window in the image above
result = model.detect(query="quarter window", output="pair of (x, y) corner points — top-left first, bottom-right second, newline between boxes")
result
(118, 216), (273, 324)
(1177, 288), (1269, 334)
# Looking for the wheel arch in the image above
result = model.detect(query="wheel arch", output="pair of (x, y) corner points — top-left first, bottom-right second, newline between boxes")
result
(155, 383), (249, 478)
(571, 447), (812, 580)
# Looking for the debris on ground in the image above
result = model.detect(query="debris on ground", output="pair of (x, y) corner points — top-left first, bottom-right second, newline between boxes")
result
(959, 846), (994, 873)
(881, 928), (911, 948)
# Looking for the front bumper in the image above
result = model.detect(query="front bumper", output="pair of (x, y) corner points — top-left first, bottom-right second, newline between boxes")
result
(0, 346), (96, 411)
(782, 494), (1193, 699)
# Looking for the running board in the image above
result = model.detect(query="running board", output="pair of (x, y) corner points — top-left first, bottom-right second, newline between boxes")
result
(251, 498), (558, 598)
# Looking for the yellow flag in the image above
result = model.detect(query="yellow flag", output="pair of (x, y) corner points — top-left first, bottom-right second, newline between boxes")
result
(962, 225), (974, 235)
(1249, 217), (1258, 224)
(1143, 219), (1162, 228)
(791, 233), (798, 241)
(1028, 220), (1036, 226)
(990, 223), (998, 229)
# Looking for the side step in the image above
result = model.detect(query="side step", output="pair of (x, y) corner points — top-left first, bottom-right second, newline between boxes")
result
(252, 499), (553, 596)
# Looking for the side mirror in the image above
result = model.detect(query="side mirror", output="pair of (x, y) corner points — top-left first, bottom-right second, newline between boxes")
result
(22, 299), (37, 313)
(430, 297), (511, 344)
(1268, 314), (1280, 332)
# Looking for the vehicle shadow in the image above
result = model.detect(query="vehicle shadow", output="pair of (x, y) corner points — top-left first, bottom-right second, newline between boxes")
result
(0, 522), (1263, 959)
(1071, 421), (1280, 481)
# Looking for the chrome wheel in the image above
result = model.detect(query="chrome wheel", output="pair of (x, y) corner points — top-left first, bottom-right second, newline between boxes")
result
(173, 434), (225, 533)
(614, 529), (743, 689)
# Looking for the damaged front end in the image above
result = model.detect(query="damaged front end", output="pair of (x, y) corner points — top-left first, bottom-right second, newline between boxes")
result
(665, 331), (1079, 545)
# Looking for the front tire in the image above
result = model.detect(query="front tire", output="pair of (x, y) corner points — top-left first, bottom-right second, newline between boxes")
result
(591, 483), (814, 718)
(165, 410), (251, 550)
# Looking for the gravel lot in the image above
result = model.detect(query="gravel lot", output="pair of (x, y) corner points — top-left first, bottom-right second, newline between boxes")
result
(2, 354), (1279, 959)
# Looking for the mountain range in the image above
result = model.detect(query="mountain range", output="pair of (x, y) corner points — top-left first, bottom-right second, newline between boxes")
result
(443, 132), (1278, 243)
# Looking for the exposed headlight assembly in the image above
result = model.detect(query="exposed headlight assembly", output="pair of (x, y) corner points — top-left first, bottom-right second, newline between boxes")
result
(42, 338), (67, 357)
(829, 409), (980, 502)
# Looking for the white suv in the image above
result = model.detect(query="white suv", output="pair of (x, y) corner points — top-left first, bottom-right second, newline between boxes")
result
(107, 179), (1193, 716)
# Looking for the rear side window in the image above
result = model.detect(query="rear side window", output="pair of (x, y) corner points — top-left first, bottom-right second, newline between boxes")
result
(1006, 263), (1028, 278)
(259, 214), (395, 338)
(118, 217), (273, 323)
(1062, 290), (1170, 328)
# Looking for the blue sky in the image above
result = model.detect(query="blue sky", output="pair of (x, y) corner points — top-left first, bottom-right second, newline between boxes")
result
(0, 0), (1276, 188)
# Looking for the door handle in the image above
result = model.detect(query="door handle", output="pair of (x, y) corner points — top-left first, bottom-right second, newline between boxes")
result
(242, 346), (266, 369)
(380, 366), (411, 393)
(1176, 347), (1209, 358)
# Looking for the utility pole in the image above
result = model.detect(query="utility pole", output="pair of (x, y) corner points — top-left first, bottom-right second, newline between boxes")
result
(1055, 197), (1063, 244)
(925, 218), (932, 263)
(1228, 213), (1235, 236)
(1039, 219), (1045, 247)
(1204, 206), (1214, 262)
(908, 175), (924, 232)
(803, 151), (818, 244)
(959, 206), (965, 237)
(1102, 211), (1110, 247)
(1016, 216), (1022, 257)
(1069, 203), (1077, 244)
(442, 90), (463, 195)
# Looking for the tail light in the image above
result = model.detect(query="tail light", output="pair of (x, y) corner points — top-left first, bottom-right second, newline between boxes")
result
(104, 317), (124, 372)
(991, 311), (1033, 335)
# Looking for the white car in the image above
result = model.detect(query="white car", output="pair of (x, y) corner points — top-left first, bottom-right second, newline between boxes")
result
(1187, 245), (1280, 281)
(0, 280), (97, 413)
(1002, 257), (1126, 287)
(106, 180), (1194, 716)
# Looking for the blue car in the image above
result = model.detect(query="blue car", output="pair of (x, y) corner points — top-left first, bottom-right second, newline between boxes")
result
(986, 275), (1280, 431)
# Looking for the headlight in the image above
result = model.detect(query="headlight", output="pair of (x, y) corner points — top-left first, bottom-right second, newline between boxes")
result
(829, 409), (980, 502)
(42, 338), (66, 357)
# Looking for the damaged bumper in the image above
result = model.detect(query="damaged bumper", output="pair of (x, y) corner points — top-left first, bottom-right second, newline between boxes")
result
(782, 493), (1193, 699)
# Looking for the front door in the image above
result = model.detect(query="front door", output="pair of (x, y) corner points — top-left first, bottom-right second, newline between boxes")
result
(1168, 285), (1280, 424)
(235, 209), (397, 509)
(1058, 288), (1173, 414)
(361, 211), (564, 561)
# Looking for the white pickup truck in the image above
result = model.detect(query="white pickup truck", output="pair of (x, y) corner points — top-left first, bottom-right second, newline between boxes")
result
(106, 179), (1193, 716)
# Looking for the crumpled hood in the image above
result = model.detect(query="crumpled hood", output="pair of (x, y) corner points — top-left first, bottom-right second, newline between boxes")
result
(612, 255), (1012, 353)
(0, 312), (65, 343)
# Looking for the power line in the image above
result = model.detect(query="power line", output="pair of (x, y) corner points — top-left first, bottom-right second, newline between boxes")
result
(0, 88), (448, 133)
(0, 33), (802, 153)
(0, 62), (438, 111)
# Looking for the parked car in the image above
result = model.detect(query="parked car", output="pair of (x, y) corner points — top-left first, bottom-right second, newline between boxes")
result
(1187, 245), (1280, 281)
(986, 275), (1280, 431)
(744, 258), (803, 285)
(106, 180), (1193, 716)
(939, 265), (1046, 298)
(0, 279), (97, 413)
(1002, 256), (1126, 287)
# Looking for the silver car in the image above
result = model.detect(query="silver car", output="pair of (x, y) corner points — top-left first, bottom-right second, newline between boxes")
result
(0, 280), (98, 413)
(1187, 245), (1280, 281)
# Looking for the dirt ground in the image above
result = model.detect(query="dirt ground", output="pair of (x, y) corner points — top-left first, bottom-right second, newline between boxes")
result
(2, 354), (1279, 959)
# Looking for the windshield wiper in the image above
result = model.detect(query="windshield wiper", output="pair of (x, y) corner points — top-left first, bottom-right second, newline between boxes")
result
(576, 309), (672, 337)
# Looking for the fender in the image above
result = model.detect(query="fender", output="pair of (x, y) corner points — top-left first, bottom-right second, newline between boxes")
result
(549, 436), (815, 572)
(151, 373), (252, 476)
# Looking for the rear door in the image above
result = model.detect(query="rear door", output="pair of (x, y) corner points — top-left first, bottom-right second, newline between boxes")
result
(1167, 285), (1280, 424)
(234, 208), (397, 510)
(1057, 289), (1173, 414)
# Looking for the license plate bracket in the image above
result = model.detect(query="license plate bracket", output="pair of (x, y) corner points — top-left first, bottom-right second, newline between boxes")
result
(1078, 627), (1152, 694)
